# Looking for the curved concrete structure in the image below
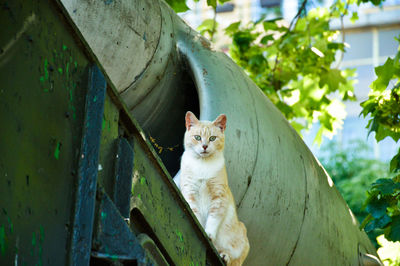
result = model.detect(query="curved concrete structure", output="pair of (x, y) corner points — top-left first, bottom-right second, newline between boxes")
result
(60, 0), (379, 264)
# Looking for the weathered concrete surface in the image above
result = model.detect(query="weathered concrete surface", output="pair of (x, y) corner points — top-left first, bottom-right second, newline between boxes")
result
(59, 0), (379, 265)
(61, 0), (161, 91)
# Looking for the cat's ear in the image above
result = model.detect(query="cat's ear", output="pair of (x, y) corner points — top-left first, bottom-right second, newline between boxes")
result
(185, 111), (199, 130)
(213, 114), (227, 132)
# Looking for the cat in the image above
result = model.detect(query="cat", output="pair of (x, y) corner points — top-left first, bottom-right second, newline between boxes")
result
(179, 111), (249, 266)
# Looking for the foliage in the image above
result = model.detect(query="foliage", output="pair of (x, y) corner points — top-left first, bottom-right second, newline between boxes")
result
(197, 19), (219, 40)
(319, 140), (390, 245)
(166, 0), (230, 13)
(360, 36), (400, 242)
(166, 0), (191, 13)
(376, 234), (400, 266)
(225, 6), (358, 144)
(166, 0), (388, 144)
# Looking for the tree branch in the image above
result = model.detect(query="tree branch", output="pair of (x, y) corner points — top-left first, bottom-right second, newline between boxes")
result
(210, 7), (217, 42)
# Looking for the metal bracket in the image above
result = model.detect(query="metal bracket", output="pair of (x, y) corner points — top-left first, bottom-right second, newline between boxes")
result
(112, 137), (134, 219)
(70, 65), (106, 265)
(91, 189), (152, 265)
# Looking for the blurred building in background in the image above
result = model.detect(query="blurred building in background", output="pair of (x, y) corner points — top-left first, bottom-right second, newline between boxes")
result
(180, 0), (400, 161)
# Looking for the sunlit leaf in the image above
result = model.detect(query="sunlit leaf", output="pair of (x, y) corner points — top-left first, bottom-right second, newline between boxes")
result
(166, 0), (189, 13)
(225, 22), (241, 36)
(207, 0), (217, 8)
(197, 19), (218, 36)
(350, 12), (359, 23)
(371, 58), (395, 92)
(260, 34), (274, 44)
(319, 69), (347, 92)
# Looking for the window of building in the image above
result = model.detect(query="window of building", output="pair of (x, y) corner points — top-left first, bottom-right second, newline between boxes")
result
(216, 3), (235, 13)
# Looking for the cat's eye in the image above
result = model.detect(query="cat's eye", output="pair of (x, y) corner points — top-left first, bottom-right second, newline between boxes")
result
(194, 135), (201, 141)
(209, 136), (216, 141)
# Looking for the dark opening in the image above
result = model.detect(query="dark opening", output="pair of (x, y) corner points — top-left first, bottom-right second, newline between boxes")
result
(157, 68), (200, 177)
(140, 67), (199, 178)
(128, 50), (200, 178)
(130, 208), (174, 265)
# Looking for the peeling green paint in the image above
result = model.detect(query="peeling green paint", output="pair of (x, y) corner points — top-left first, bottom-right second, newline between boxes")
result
(175, 229), (184, 242)
(138, 194), (141, 200)
(70, 105), (76, 120)
(102, 118), (106, 130)
(32, 232), (36, 246)
(140, 177), (146, 185)
(68, 83), (77, 120)
(44, 59), (49, 80)
(54, 142), (61, 160)
(58, 68), (63, 74)
(39, 226), (44, 243)
(0, 226), (5, 256)
(62, 44), (67, 51)
(7, 217), (13, 234)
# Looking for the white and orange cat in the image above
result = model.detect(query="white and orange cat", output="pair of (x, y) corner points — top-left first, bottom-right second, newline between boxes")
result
(179, 111), (249, 266)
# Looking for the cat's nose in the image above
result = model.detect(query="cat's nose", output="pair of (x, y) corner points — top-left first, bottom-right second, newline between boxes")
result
(202, 145), (208, 150)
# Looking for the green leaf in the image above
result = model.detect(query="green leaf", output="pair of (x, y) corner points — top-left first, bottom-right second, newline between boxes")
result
(260, 34), (274, 44)
(249, 54), (266, 67)
(207, 0), (217, 8)
(360, 214), (374, 230)
(371, 178), (396, 195)
(390, 151), (400, 173)
(350, 12), (359, 23)
(387, 215), (400, 242)
(225, 22), (241, 36)
(314, 127), (324, 146)
(197, 19), (217, 36)
(327, 43), (345, 51)
(263, 21), (279, 31)
(166, 0), (189, 13)
(366, 196), (389, 219)
(232, 31), (256, 49)
(319, 69), (347, 92)
(295, 18), (307, 32)
(365, 214), (391, 232)
(371, 58), (395, 92)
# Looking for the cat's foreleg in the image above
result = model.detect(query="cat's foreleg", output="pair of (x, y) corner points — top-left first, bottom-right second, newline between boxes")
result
(181, 185), (203, 226)
(205, 199), (225, 241)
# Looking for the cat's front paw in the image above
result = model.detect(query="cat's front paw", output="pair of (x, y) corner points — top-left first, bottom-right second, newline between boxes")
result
(220, 252), (230, 264)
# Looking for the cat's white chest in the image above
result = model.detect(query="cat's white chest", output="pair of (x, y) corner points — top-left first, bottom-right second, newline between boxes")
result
(181, 151), (224, 180)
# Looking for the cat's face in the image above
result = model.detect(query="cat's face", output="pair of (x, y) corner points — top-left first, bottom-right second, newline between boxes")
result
(184, 112), (226, 158)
